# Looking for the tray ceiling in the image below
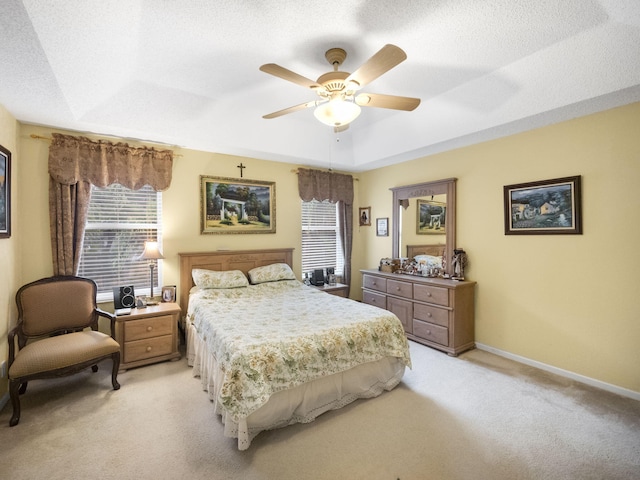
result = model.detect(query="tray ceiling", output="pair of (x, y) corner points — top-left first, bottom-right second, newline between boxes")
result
(1, 0), (639, 171)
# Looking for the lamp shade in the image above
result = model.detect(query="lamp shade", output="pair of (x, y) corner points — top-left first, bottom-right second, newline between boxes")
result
(139, 241), (164, 260)
(314, 98), (361, 127)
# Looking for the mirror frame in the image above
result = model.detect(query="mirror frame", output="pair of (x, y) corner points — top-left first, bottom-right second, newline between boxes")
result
(391, 178), (457, 275)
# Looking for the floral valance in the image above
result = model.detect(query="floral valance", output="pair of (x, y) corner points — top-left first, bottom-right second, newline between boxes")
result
(297, 168), (353, 205)
(48, 133), (173, 190)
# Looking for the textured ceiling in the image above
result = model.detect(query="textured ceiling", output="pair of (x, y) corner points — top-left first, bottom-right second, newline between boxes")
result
(1, 0), (639, 172)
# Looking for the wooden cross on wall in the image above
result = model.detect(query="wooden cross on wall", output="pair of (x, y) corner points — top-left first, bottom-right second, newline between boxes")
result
(237, 163), (246, 178)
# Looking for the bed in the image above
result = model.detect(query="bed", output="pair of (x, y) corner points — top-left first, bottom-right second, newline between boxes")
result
(178, 249), (411, 450)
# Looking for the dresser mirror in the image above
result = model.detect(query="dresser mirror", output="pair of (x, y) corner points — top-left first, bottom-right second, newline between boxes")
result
(390, 178), (457, 275)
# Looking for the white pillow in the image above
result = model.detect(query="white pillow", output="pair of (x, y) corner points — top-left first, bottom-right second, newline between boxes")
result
(192, 269), (249, 289)
(248, 263), (297, 284)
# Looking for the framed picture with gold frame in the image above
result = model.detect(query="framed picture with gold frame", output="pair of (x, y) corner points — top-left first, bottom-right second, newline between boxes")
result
(359, 207), (371, 226)
(200, 176), (275, 234)
(417, 199), (446, 234)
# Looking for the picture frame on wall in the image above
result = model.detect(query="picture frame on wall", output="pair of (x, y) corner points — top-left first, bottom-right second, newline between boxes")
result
(417, 199), (446, 234)
(0, 144), (11, 239)
(359, 207), (371, 226)
(503, 175), (582, 235)
(200, 176), (275, 234)
(376, 217), (388, 236)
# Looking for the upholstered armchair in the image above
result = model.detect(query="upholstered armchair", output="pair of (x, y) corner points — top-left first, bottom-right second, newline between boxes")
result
(8, 276), (121, 426)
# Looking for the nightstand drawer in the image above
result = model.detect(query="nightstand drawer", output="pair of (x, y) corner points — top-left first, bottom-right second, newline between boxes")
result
(124, 315), (173, 341)
(124, 335), (173, 363)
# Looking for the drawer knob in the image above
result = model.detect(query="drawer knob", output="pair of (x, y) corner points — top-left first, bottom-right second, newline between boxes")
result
(426, 292), (432, 297)
(396, 286), (401, 291)
(147, 326), (153, 332)
(146, 346), (152, 352)
(372, 298), (376, 303)
(425, 330), (431, 335)
(427, 312), (432, 317)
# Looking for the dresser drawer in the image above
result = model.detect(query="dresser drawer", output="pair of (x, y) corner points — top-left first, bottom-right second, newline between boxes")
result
(387, 279), (413, 299)
(413, 319), (449, 346)
(414, 284), (449, 306)
(124, 315), (173, 341)
(124, 335), (173, 363)
(363, 274), (387, 293)
(414, 303), (449, 328)
(363, 290), (387, 309)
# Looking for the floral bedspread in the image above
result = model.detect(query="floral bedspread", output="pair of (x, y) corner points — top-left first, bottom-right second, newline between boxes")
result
(186, 280), (411, 421)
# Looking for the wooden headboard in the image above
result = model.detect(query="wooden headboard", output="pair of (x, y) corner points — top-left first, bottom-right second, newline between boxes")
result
(177, 248), (294, 317)
(406, 244), (446, 259)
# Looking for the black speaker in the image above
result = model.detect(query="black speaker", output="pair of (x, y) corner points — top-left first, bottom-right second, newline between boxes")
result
(310, 269), (325, 286)
(113, 285), (136, 309)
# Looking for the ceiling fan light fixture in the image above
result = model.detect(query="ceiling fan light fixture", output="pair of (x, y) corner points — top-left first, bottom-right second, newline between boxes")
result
(314, 98), (361, 127)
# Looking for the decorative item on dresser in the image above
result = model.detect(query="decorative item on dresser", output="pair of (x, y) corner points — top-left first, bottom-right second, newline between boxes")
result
(114, 302), (181, 371)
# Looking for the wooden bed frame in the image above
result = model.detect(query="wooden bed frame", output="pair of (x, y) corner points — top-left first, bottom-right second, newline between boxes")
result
(177, 248), (294, 318)
(406, 244), (446, 259)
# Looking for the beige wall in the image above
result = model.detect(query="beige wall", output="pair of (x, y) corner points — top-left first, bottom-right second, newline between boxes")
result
(3, 102), (639, 405)
(356, 102), (640, 394)
(0, 104), (19, 400)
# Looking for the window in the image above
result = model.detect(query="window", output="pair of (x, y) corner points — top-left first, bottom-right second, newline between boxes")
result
(301, 200), (344, 278)
(78, 184), (162, 301)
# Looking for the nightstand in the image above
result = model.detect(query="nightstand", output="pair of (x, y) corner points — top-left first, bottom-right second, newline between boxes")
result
(311, 283), (349, 297)
(115, 302), (181, 371)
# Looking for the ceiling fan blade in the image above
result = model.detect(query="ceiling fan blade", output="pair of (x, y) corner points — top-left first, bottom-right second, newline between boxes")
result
(263, 100), (317, 119)
(260, 63), (322, 89)
(356, 93), (421, 111)
(345, 44), (407, 88)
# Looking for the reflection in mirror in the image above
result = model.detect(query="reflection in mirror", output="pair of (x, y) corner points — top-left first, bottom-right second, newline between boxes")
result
(400, 194), (447, 250)
(391, 178), (456, 276)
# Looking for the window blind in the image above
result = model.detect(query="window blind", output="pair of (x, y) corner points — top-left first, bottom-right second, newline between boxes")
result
(301, 200), (344, 277)
(78, 184), (162, 300)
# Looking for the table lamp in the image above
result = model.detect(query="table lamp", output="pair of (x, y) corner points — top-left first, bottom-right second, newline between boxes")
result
(139, 241), (164, 304)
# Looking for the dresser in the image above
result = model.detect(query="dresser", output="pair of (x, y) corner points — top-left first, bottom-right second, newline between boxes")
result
(115, 302), (182, 371)
(361, 269), (476, 356)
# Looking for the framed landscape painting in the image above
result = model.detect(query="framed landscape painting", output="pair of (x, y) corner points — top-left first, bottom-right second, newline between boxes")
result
(0, 144), (10, 239)
(417, 199), (446, 234)
(200, 176), (275, 234)
(504, 175), (582, 235)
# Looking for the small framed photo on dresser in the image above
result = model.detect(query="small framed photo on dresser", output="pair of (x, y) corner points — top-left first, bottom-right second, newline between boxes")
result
(161, 285), (176, 303)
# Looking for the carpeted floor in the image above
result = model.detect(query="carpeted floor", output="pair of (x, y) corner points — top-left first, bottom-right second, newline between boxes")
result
(0, 340), (638, 480)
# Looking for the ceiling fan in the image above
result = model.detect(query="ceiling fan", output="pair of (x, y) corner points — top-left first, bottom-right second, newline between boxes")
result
(259, 44), (421, 131)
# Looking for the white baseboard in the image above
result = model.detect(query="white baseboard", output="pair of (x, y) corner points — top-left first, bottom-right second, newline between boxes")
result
(475, 343), (640, 402)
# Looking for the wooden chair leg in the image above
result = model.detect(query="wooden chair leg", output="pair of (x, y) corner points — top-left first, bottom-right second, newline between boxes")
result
(18, 381), (28, 395)
(111, 352), (121, 390)
(9, 379), (22, 427)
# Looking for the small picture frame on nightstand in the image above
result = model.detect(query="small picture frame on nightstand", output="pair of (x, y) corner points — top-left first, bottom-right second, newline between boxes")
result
(161, 285), (176, 302)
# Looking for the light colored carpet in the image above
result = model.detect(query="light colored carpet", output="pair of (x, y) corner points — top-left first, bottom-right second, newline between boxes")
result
(0, 340), (638, 480)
